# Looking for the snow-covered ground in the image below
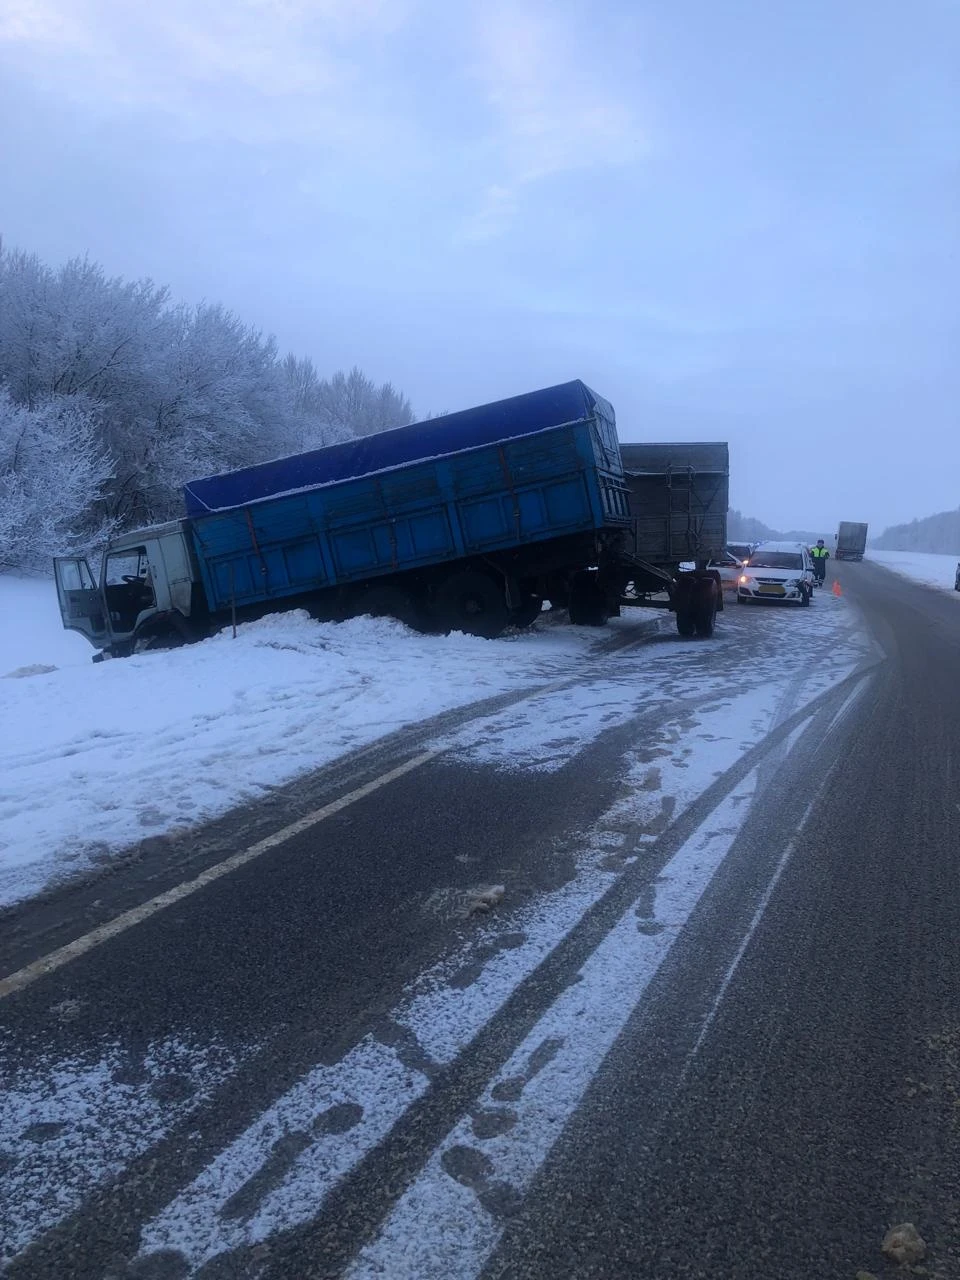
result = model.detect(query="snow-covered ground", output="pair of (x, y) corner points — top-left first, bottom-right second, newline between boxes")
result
(0, 574), (93, 675)
(868, 549), (960, 594)
(0, 574), (640, 909)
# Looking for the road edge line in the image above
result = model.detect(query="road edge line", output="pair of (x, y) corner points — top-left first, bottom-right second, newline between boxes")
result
(0, 751), (436, 1001)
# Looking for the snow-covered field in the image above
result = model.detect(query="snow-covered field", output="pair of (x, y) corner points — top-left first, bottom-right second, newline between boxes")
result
(869, 549), (960, 594)
(0, 574), (639, 909)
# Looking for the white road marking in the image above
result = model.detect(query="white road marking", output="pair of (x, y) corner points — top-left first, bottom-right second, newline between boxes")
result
(0, 752), (436, 1001)
(348, 775), (759, 1280)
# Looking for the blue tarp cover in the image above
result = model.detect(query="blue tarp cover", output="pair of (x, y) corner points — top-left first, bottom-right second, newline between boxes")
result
(183, 380), (614, 516)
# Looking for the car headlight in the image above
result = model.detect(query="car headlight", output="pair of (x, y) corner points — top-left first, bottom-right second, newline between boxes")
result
(739, 575), (752, 586)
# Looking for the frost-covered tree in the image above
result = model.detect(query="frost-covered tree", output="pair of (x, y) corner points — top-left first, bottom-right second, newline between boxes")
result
(0, 240), (415, 547)
(308, 365), (413, 438)
(0, 389), (114, 570)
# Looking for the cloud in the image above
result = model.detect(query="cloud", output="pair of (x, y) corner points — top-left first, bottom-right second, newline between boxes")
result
(476, 3), (640, 182)
(456, 1), (644, 237)
(456, 183), (519, 243)
(0, 0), (414, 147)
(0, 0), (89, 45)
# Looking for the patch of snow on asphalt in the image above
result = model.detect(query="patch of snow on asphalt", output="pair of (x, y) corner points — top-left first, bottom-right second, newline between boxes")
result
(137, 1037), (427, 1275)
(0, 1032), (244, 1270)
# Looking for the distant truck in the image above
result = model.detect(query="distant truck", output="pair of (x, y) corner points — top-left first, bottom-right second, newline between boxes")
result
(53, 381), (729, 657)
(836, 521), (869, 561)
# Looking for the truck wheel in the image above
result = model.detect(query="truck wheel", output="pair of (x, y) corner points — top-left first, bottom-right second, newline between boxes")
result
(694, 581), (718, 637)
(132, 624), (187, 654)
(434, 570), (510, 638)
(569, 572), (609, 627)
(676, 610), (697, 636)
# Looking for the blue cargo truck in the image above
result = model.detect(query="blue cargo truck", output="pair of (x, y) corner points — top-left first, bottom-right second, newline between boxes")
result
(53, 381), (727, 656)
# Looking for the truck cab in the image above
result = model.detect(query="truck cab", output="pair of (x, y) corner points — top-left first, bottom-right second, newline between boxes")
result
(54, 521), (200, 657)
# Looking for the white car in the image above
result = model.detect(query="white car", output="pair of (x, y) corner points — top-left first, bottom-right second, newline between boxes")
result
(708, 552), (747, 591)
(737, 540), (814, 607)
(679, 553), (744, 591)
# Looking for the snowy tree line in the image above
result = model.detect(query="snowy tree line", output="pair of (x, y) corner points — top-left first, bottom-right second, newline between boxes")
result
(873, 508), (960, 554)
(727, 508), (822, 545)
(0, 243), (413, 570)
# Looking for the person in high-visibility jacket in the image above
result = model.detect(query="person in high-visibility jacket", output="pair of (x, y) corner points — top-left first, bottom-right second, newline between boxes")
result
(811, 539), (830, 584)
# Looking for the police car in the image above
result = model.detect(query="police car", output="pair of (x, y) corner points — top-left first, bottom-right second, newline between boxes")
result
(737, 540), (815, 607)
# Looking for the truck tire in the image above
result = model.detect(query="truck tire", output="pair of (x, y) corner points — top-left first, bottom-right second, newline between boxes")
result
(676, 610), (697, 636)
(434, 570), (510, 638)
(132, 617), (191, 654)
(569, 572), (609, 627)
(694, 580), (718, 637)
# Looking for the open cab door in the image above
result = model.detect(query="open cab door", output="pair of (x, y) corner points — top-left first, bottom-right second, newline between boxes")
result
(53, 557), (109, 648)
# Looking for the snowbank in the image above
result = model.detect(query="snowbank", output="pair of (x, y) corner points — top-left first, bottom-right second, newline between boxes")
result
(0, 579), (624, 908)
(868, 550), (960, 595)
(0, 574), (93, 676)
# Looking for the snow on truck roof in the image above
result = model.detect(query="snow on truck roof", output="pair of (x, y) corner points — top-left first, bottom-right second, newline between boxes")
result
(108, 520), (187, 549)
(182, 380), (616, 517)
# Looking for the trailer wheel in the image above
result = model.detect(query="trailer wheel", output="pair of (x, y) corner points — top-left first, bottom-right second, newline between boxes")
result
(434, 570), (510, 638)
(676, 610), (697, 637)
(569, 572), (609, 627)
(694, 581), (718, 638)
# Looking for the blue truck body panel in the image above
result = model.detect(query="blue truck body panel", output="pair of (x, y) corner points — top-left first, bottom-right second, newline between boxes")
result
(186, 383), (630, 611)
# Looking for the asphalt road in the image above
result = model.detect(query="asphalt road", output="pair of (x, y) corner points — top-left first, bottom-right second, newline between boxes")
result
(484, 561), (960, 1280)
(2, 561), (957, 1279)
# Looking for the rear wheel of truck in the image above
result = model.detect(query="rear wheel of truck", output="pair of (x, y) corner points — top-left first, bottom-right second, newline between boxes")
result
(569, 571), (609, 627)
(676, 611), (697, 636)
(435, 570), (510, 638)
(673, 580), (696, 636)
(694, 581), (718, 637)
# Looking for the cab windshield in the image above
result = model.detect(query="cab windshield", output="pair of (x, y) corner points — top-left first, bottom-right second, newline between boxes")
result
(750, 552), (803, 570)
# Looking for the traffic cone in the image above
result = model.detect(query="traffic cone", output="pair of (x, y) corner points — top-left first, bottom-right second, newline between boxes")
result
(832, 579), (842, 597)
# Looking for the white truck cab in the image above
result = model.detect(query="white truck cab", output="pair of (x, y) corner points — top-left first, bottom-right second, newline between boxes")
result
(54, 521), (200, 657)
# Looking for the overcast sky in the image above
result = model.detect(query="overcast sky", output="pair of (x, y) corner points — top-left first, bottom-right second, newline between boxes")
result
(1, 0), (957, 532)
